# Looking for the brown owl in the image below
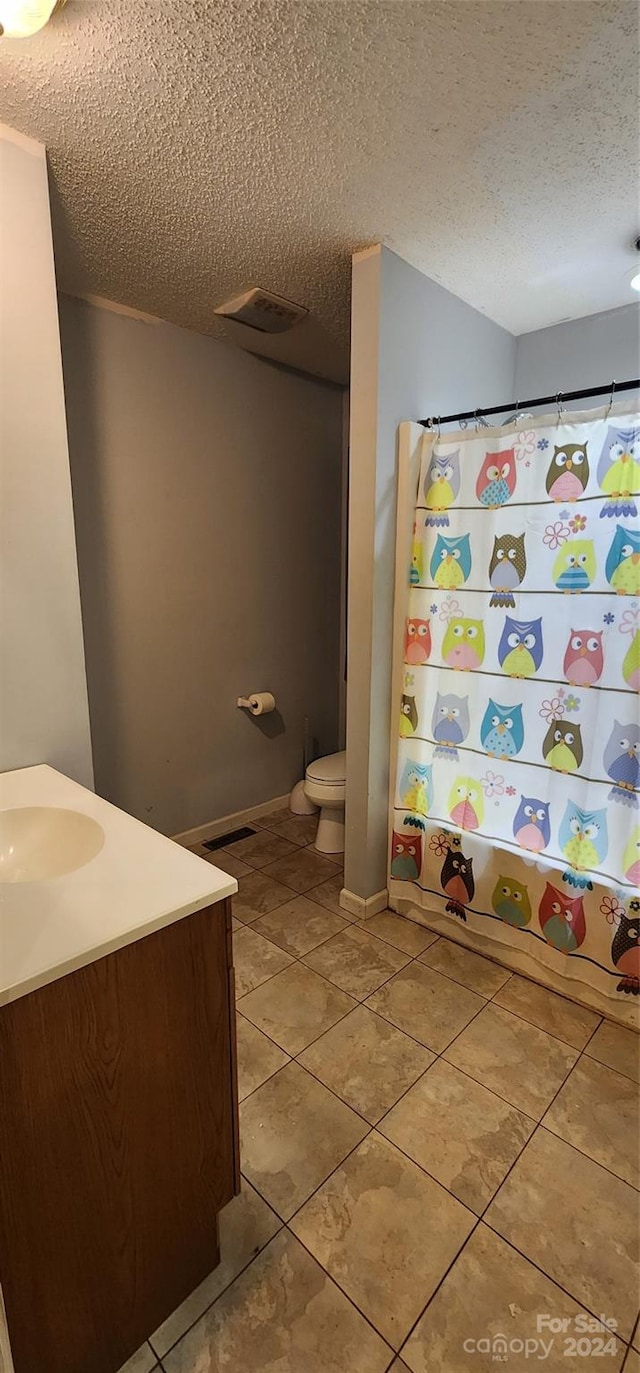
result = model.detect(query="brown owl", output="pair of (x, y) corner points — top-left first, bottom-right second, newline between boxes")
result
(545, 443), (589, 502)
(488, 533), (526, 608)
(542, 719), (583, 773)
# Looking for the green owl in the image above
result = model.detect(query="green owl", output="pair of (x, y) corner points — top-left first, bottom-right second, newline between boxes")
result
(441, 618), (486, 671)
(552, 539), (596, 593)
(623, 631), (640, 690)
(623, 827), (640, 885)
(492, 875), (532, 928)
(410, 529), (424, 586)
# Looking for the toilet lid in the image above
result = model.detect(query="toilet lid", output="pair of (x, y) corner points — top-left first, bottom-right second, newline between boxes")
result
(307, 751), (346, 784)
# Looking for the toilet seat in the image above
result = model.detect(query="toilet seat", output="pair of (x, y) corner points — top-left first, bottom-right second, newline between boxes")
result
(306, 751), (346, 786)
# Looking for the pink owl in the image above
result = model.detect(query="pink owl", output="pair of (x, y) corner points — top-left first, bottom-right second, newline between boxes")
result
(563, 629), (604, 687)
(476, 449), (517, 507)
(404, 617), (431, 665)
(390, 831), (422, 881)
(538, 884), (586, 953)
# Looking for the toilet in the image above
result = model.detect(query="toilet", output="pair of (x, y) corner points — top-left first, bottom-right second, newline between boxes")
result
(304, 751), (346, 854)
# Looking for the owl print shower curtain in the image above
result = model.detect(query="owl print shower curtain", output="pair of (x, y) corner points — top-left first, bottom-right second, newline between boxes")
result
(389, 405), (640, 1027)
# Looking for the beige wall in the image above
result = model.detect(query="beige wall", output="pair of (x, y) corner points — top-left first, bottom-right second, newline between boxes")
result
(0, 128), (92, 787)
(345, 245), (517, 900)
(59, 296), (343, 836)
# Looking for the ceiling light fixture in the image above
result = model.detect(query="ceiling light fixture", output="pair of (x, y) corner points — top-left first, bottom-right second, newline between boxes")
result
(0, 0), (65, 38)
(631, 272), (640, 294)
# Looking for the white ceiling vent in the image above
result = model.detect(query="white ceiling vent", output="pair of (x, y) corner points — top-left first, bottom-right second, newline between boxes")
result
(214, 287), (308, 334)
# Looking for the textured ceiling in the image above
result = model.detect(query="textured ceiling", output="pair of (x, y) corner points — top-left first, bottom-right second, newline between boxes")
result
(0, 0), (638, 378)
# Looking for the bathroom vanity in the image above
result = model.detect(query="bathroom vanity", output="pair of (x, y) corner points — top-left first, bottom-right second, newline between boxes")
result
(0, 766), (239, 1373)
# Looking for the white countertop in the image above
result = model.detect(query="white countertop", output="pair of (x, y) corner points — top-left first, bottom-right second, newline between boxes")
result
(0, 765), (237, 1007)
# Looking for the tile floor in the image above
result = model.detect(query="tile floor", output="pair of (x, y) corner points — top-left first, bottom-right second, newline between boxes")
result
(119, 809), (640, 1373)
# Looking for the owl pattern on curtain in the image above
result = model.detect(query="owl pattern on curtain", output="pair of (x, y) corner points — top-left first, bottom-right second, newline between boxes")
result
(390, 409), (640, 1009)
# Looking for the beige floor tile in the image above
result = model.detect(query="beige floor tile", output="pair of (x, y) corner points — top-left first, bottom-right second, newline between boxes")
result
(586, 1020), (640, 1085)
(262, 846), (341, 893)
(299, 1005), (434, 1124)
(201, 849), (252, 878)
(223, 830), (297, 869)
(252, 893), (349, 956)
(235, 1013), (289, 1101)
(389, 1363), (412, 1373)
(486, 1128), (640, 1340)
(544, 1056), (640, 1187)
(401, 1223), (623, 1373)
(150, 1179), (281, 1356)
(444, 1003), (578, 1119)
(303, 926), (410, 1000)
(238, 962), (356, 1054)
(366, 961), (485, 1052)
(625, 1350), (640, 1373)
(493, 974), (600, 1048)
(232, 869), (293, 923)
(634, 1318), (640, 1352)
(116, 1346), (157, 1373)
(232, 925), (293, 997)
(379, 1058), (534, 1214)
(239, 1061), (369, 1220)
(265, 814), (320, 846)
(364, 910), (439, 957)
(162, 1228), (390, 1373)
(419, 937), (511, 998)
(308, 872), (354, 918)
(291, 1132), (474, 1349)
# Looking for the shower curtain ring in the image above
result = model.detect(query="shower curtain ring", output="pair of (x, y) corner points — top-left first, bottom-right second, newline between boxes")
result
(437, 416), (442, 440)
(474, 408), (480, 433)
(606, 380), (616, 416)
(555, 392), (564, 424)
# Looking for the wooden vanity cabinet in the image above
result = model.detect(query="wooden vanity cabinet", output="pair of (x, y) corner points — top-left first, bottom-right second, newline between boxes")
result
(0, 898), (239, 1373)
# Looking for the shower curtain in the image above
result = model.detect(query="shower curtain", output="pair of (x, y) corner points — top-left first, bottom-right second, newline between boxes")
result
(389, 403), (640, 1027)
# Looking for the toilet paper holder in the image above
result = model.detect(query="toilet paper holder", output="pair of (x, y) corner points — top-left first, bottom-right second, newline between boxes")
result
(237, 692), (276, 717)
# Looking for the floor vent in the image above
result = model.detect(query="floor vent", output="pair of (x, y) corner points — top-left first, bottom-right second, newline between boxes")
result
(203, 826), (257, 851)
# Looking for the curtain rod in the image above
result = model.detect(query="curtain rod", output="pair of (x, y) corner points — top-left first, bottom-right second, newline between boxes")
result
(419, 378), (640, 429)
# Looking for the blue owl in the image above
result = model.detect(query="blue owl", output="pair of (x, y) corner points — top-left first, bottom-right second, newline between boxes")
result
(603, 721), (640, 808)
(399, 759), (433, 816)
(432, 692), (470, 760)
(597, 425), (640, 517)
(559, 801), (608, 877)
(498, 617), (544, 678)
(605, 525), (640, 596)
(480, 699), (524, 758)
(513, 796), (551, 853)
(430, 534), (472, 591)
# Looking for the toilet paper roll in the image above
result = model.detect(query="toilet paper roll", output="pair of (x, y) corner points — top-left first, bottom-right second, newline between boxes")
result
(246, 692), (276, 716)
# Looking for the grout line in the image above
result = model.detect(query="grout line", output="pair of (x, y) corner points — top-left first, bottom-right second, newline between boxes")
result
(394, 1011), (635, 1360)
(188, 857), (637, 1360)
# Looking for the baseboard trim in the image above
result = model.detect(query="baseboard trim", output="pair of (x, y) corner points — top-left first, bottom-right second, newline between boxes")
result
(172, 794), (291, 848)
(339, 886), (389, 920)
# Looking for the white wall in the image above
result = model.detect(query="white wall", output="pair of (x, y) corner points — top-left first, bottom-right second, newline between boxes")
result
(0, 128), (92, 788)
(59, 295), (343, 837)
(514, 304), (639, 407)
(345, 245), (516, 900)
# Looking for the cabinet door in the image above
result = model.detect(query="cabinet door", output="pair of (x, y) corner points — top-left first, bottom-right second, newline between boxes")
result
(0, 899), (238, 1373)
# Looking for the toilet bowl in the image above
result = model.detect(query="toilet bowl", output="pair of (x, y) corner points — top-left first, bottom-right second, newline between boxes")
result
(304, 751), (346, 854)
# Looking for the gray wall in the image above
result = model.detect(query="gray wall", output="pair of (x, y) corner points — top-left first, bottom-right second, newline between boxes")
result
(515, 304), (639, 406)
(59, 296), (343, 836)
(345, 246), (517, 899)
(0, 128), (92, 787)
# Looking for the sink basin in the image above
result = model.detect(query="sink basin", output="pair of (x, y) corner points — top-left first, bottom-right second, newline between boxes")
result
(0, 807), (105, 883)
